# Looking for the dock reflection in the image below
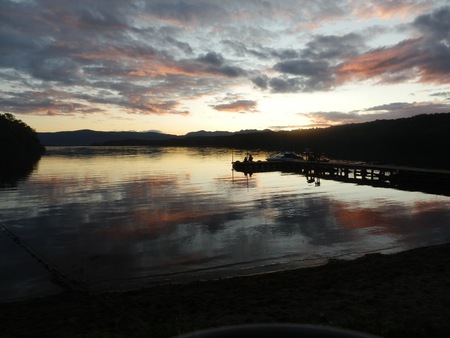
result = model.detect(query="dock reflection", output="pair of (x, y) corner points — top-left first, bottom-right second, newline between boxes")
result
(232, 160), (450, 197)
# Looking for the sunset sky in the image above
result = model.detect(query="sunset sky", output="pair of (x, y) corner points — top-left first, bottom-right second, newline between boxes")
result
(1, 0), (450, 135)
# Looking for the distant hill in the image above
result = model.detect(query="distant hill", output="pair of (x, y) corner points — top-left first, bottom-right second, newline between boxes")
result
(228, 113), (449, 170)
(38, 129), (176, 146)
(131, 113), (450, 170)
(38, 129), (264, 146)
(37, 113), (450, 169)
(184, 130), (233, 137)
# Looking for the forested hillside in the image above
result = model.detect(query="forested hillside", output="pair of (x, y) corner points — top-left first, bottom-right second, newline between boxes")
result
(115, 113), (450, 170)
(0, 113), (46, 180)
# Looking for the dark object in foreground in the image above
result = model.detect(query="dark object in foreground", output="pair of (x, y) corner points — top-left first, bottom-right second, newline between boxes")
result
(178, 324), (380, 338)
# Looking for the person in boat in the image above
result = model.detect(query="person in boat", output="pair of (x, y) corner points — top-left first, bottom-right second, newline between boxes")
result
(248, 154), (253, 162)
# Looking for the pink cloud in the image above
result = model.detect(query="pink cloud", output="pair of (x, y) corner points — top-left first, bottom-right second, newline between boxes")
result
(352, 0), (430, 19)
(336, 37), (450, 85)
(211, 100), (258, 113)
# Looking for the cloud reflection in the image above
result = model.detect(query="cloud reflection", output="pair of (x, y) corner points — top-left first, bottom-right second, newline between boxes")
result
(1, 147), (449, 301)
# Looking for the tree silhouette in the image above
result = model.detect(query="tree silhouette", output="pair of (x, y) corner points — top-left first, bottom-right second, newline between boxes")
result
(0, 113), (45, 181)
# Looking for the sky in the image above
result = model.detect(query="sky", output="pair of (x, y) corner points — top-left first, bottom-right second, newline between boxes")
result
(1, 0), (450, 135)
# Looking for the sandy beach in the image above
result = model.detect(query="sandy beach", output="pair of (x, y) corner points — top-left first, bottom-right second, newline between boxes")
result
(1, 243), (450, 337)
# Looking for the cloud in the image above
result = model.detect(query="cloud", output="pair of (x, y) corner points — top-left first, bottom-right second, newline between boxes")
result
(141, 1), (224, 27)
(250, 74), (269, 90)
(336, 6), (450, 85)
(364, 101), (450, 116)
(197, 52), (224, 66)
(413, 5), (450, 39)
(253, 6), (450, 93)
(301, 33), (366, 60)
(299, 101), (450, 127)
(0, 0), (449, 126)
(352, 0), (431, 19)
(0, 91), (103, 116)
(274, 59), (328, 77)
(268, 77), (303, 93)
(211, 100), (257, 113)
(273, 59), (334, 92)
(254, 33), (366, 93)
(193, 52), (246, 77)
(164, 36), (194, 55)
(297, 111), (365, 127)
(430, 91), (450, 99)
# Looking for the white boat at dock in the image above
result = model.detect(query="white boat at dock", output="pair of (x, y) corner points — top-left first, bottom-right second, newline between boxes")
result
(266, 151), (304, 162)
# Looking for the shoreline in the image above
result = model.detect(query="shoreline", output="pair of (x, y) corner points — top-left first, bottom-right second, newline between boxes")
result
(2, 242), (450, 337)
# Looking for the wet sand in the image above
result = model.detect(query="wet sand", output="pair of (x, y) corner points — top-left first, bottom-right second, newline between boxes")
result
(1, 243), (450, 337)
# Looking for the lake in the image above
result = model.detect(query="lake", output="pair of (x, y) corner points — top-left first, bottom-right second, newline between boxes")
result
(1, 146), (450, 302)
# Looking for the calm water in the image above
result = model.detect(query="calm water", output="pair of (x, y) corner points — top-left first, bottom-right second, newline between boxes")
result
(1, 146), (450, 302)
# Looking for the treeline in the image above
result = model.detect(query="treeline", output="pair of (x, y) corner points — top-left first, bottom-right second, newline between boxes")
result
(0, 113), (46, 180)
(103, 113), (450, 170)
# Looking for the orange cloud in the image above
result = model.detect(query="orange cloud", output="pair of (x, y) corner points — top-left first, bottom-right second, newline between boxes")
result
(335, 38), (423, 83)
(351, 1), (429, 19)
(211, 100), (257, 113)
(127, 61), (198, 78)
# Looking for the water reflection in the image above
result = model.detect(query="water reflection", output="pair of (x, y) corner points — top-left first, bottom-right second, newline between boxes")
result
(1, 147), (449, 301)
(0, 160), (38, 189)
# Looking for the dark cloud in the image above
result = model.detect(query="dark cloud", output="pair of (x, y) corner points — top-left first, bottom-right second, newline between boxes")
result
(413, 6), (450, 40)
(217, 65), (245, 77)
(165, 36), (194, 55)
(364, 101), (450, 116)
(197, 52), (224, 66)
(302, 33), (365, 60)
(259, 33), (366, 93)
(430, 92), (450, 98)
(74, 6), (130, 30)
(274, 59), (329, 77)
(251, 74), (269, 89)
(222, 40), (265, 59)
(223, 40), (300, 61)
(269, 58), (335, 93)
(271, 49), (301, 60)
(188, 52), (246, 77)
(142, 1), (223, 26)
(268, 77), (303, 93)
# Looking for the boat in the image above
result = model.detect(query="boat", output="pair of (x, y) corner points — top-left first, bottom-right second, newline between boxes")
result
(266, 151), (304, 162)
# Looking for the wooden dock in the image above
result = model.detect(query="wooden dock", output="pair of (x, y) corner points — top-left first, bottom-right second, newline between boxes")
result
(232, 160), (450, 196)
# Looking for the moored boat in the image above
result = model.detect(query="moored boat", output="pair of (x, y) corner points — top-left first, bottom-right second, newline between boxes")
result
(266, 151), (304, 162)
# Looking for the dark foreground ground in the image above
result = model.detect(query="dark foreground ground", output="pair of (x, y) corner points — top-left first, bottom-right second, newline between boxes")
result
(2, 243), (450, 338)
